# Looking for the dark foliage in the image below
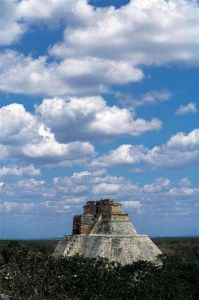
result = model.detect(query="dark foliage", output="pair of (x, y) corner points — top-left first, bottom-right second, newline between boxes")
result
(152, 237), (199, 264)
(0, 241), (199, 300)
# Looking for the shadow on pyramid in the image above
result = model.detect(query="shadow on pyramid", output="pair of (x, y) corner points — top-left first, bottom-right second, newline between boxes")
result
(54, 199), (162, 265)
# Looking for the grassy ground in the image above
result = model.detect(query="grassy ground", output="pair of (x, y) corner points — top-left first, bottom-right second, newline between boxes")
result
(0, 237), (198, 263)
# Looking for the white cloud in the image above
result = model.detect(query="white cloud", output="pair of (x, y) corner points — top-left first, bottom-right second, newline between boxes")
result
(0, 170), (139, 215)
(144, 129), (199, 167)
(178, 177), (191, 187)
(0, 182), (5, 190)
(0, 201), (35, 213)
(122, 200), (142, 209)
(143, 178), (171, 193)
(36, 96), (162, 142)
(0, 0), (25, 46)
(166, 129), (199, 149)
(51, 0), (199, 65)
(168, 186), (198, 197)
(92, 177), (139, 196)
(92, 182), (123, 195)
(0, 145), (8, 160)
(175, 102), (197, 115)
(0, 103), (38, 145)
(93, 128), (199, 169)
(0, 103), (95, 166)
(92, 144), (146, 167)
(117, 89), (172, 108)
(0, 51), (143, 96)
(0, 99), (162, 166)
(131, 168), (143, 173)
(17, 0), (76, 23)
(0, 0), (90, 46)
(0, 165), (41, 179)
(17, 0), (95, 29)
(122, 200), (142, 214)
(22, 125), (94, 159)
(0, 1), (199, 95)
(53, 170), (139, 197)
(0, 170), (198, 220)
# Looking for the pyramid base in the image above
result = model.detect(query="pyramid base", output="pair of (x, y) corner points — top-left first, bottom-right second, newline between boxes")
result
(54, 234), (162, 265)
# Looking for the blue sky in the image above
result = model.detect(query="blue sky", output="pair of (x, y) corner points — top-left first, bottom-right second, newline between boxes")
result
(0, 0), (198, 239)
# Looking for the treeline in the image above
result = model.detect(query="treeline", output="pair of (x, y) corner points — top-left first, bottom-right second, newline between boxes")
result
(153, 237), (199, 264)
(0, 242), (199, 300)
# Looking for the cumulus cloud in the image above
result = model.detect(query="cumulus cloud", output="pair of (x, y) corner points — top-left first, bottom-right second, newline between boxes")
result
(91, 181), (137, 195)
(0, 169), (140, 216)
(0, 51), (143, 97)
(143, 178), (171, 193)
(178, 177), (191, 187)
(93, 128), (199, 169)
(0, 165), (41, 179)
(36, 96), (162, 142)
(0, 182), (5, 190)
(49, 171), (199, 218)
(0, 145), (8, 160)
(122, 200), (142, 209)
(117, 89), (172, 108)
(166, 128), (199, 149)
(92, 144), (146, 168)
(0, 170), (198, 221)
(0, 103), (95, 166)
(51, 0), (199, 64)
(141, 177), (199, 206)
(0, 0), (90, 46)
(0, 102), (39, 145)
(0, 1), (199, 95)
(0, 170), (140, 215)
(54, 170), (139, 198)
(131, 168), (143, 173)
(175, 102), (197, 115)
(0, 98), (162, 166)
(146, 128), (199, 168)
(17, 0), (80, 24)
(0, 201), (35, 213)
(0, 0), (25, 45)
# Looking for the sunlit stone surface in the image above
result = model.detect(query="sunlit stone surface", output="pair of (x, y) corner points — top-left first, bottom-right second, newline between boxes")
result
(54, 199), (162, 265)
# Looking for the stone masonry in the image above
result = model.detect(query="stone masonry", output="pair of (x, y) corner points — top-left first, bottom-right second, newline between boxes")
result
(53, 199), (162, 265)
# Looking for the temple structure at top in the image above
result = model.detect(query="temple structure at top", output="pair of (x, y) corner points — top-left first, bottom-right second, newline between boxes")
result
(72, 199), (131, 235)
(54, 199), (162, 265)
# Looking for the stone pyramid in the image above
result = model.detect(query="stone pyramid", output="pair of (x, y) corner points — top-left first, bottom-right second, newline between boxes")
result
(54, 199), (162, 265)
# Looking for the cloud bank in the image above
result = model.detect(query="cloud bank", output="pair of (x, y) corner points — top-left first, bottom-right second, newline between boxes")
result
(0, 0), (199, 96)
(93, 129), (199, 169)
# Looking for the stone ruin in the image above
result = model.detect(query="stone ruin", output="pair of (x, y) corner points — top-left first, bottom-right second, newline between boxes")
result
(54, 199), (162, 265)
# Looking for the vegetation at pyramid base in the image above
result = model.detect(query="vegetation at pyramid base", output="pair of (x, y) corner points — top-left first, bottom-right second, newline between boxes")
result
(0, 241), (199, 300)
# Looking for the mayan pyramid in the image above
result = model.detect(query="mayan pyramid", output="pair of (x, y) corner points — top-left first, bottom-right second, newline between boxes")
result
(54, 199), (162, 265)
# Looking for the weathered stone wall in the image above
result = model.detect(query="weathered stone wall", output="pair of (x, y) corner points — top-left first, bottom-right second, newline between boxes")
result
(80, 215), (95, 234)
(73, 199), (124, 235)
(54, 233), (162, 265)
(111, 205), (122, 214)
(81, 235), (162, 265)
(54, 199), (162, 264)
(73, 215), (81, 234)
(53, 236), (71, 258)
(83, 199), (122, 218)
(95, 199), (122, 216)
(90, 219), (137, 236)
(110, 214), (128, 221)
(83, 201), (96, 215)
(73, 214), (96, 235)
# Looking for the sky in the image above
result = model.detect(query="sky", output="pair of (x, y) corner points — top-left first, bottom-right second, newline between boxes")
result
(0, 0), (198, 239)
